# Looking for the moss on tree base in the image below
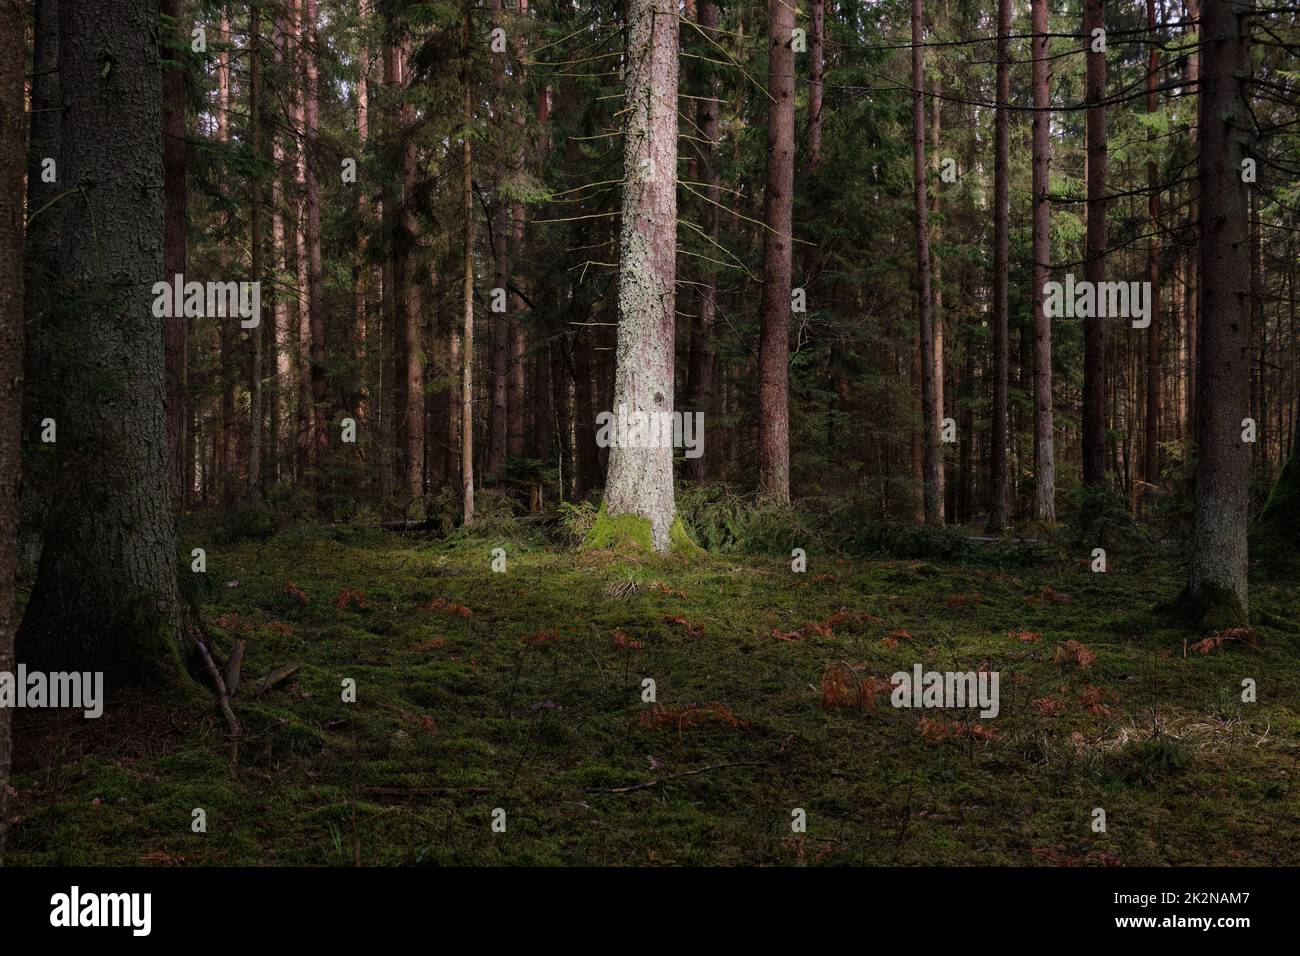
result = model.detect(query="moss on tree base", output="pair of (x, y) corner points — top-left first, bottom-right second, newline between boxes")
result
(581, 505), (702, 556)
(1168, 582), (1250, 633)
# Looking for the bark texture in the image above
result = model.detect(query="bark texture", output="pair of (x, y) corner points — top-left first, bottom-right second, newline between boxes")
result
(0, 0), (27, 860)
(603, 0), (681, 551)
(757, 0), (794, 503)
(18, 0), (188, 684)
(1188, 0), (1252, 624)
(1031, 0), (1056, 521)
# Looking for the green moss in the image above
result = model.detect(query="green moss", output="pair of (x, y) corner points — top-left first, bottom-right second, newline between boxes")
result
(669, 515), (703, 555)
(580, 505), (701, 555)
(582, 505), (657, 552)
(8, 524), (1298, 866)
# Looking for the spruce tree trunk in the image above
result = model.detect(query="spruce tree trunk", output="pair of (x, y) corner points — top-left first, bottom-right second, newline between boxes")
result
(461, 0), (476, 524)
(1031, 0), (1056, 521)
(1188, 0), (1253, 625)
(248, 1), (264, 494)
(602, 0), (680, 551)
(19, 0), (61, 570)
(911, 0), (943, 525)
(530, 86), (553, 462)
(684, 0), (720, 484)
(987, 0), (1011, 532)
(757, 0), (794, 503)
(0, 0), (27, 860)
(398, 39), (424, 499)
(162, 0), (188, 512)
(18, 0), (188, 684)
(1144, 0), (1162, 489)
(303, 0), (326, 489)
(1082, 0), (1108, 490)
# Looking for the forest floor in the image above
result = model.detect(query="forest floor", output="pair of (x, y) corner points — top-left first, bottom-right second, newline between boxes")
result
(8, 521), (1299, 866)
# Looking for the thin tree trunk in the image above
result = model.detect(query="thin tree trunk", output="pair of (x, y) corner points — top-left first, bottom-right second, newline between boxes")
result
(1185, 0), (1200, 444)
(217, 8), (238, 504)
(531, 85), (553, 462)
(398, 39), (424, 499)
(757, 0), (794, 503)
(0, 0), (26, 860)
(461, 0), (476, 524)
(808, 0), (823, 171)
(19, 0), (62, 568)
(685, 0), (720, 483)
(987, 0), (1011, 531)
(1144, 0), (1162, 487)
(303, 0), (326, 490)
(912, 0), (943, 525)
(163, 0), (188, 513)
(248, 1), (264, 494)
(1082, 0), (1108, 490)
(1031, 0), (1056, 521)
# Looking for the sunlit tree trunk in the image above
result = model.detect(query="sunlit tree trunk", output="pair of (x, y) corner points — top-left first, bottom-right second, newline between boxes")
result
(603, 0), (681, 550)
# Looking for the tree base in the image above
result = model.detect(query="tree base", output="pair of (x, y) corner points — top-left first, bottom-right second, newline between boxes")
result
(581, 505), (701, 556)
(1165, 582), (1250, 633)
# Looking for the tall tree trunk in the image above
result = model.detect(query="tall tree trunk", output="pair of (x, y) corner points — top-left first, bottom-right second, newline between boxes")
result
(1144, 0), (1161, 487)
(0, 0), (26, 860)
(685, 0), (720, 483)
(1082, 0), (1108, 491)
(508, 198), (527, 461)
(602, 0), (681, 550)
(354, 0), (371, 442)
(303, 0), (326, 489)
(217, 7), (238, 504)
(248, 1), (264, 494)
(531, 85), (553, 462)
(987, 0), (1011, 531)
(1031, 0), (1056, 521)
(19, 0), (61, 569)
(18, 0), (188, 683)
(757, 0), (794, 503)
(397, 39), (424, 499)
(1185, 0), (1200, 444)
(1188, 0), (1252, 625)
(163, 0), (188, 513)
(911, 0), (943, 525)
(461, 0), (476, 524)
(808, 0), (823, 171)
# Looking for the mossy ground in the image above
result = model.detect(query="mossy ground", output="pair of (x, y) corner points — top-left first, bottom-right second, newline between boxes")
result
(8, 524), (1299, 866)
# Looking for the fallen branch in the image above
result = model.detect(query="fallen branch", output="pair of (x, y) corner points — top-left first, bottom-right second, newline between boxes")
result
(250, 662), (302, 698)
(190, 626), (241, 765)
(224, 639), (245, 697)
